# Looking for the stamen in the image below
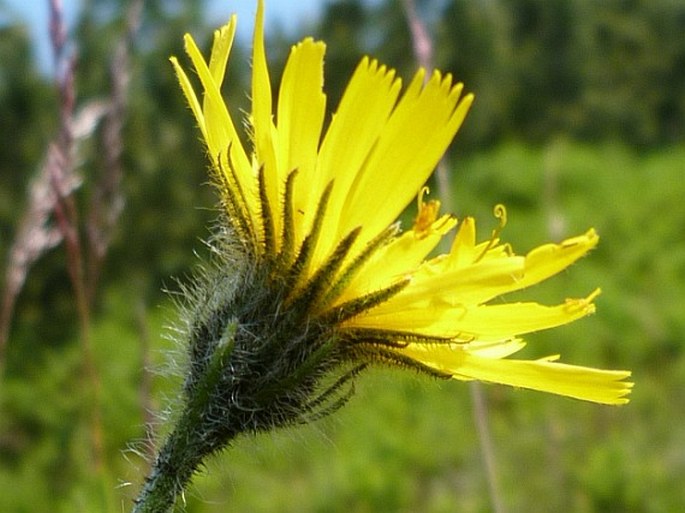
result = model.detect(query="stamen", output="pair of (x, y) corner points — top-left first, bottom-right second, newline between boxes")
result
(475, 203), (507, 262)
(413, 186), (441, 240)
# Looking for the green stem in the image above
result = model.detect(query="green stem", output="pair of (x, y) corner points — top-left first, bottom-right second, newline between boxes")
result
(132, 410), (207, 513)
(469, 382), (506, 513)
(133, 322), (239, 513)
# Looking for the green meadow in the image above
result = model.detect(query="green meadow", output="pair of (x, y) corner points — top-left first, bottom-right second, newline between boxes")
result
(3, 142), (683, 512)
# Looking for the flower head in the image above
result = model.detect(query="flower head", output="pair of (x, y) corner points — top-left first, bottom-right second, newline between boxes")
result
(131, 5), (632, 510)
(169, 0), (631, 440)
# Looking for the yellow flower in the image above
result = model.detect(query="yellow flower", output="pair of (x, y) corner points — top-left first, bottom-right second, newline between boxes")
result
(170, 0), (631, 405)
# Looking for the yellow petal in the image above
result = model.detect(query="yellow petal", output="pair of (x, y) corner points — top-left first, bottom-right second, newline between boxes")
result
(390, 290), (599, 339)
(208, 18), (236, 85)
(278, 38), (327, 247)
(338, 214), (457, 304)
(375, 254), (526, 313)
(349, 257), (598, 339)
(182, 34), (236, 161)
(464, 339), (527, 359)
(338, 71), (473, 249)
(203, 24), (257, 211)
(343, 304), (451, 333)
(251, 0), (272, 143)
(447, 216), (477, 267)
(412, 230), (599, 306)
(169, 56), (207, 141)
(250, 0), (280, 246)
(398, 344), (633, 404)
(448, 291), (598, 338)
(345, 291), (595, 339)
(311, 58), (402, 269)
(514, 229), (600, 292)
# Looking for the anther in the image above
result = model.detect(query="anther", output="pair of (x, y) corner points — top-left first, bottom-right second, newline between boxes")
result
(413, 186), (441, 239)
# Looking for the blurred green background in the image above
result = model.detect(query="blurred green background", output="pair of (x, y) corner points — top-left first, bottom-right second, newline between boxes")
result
(1, 0), (684, 512)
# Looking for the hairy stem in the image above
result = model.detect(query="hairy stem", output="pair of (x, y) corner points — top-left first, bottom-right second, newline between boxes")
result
(133, 409), (213, 513)
(133, 322), (239, 512)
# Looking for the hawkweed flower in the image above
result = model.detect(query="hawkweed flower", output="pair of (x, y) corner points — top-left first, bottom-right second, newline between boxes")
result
(133, 1), (631, 511)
